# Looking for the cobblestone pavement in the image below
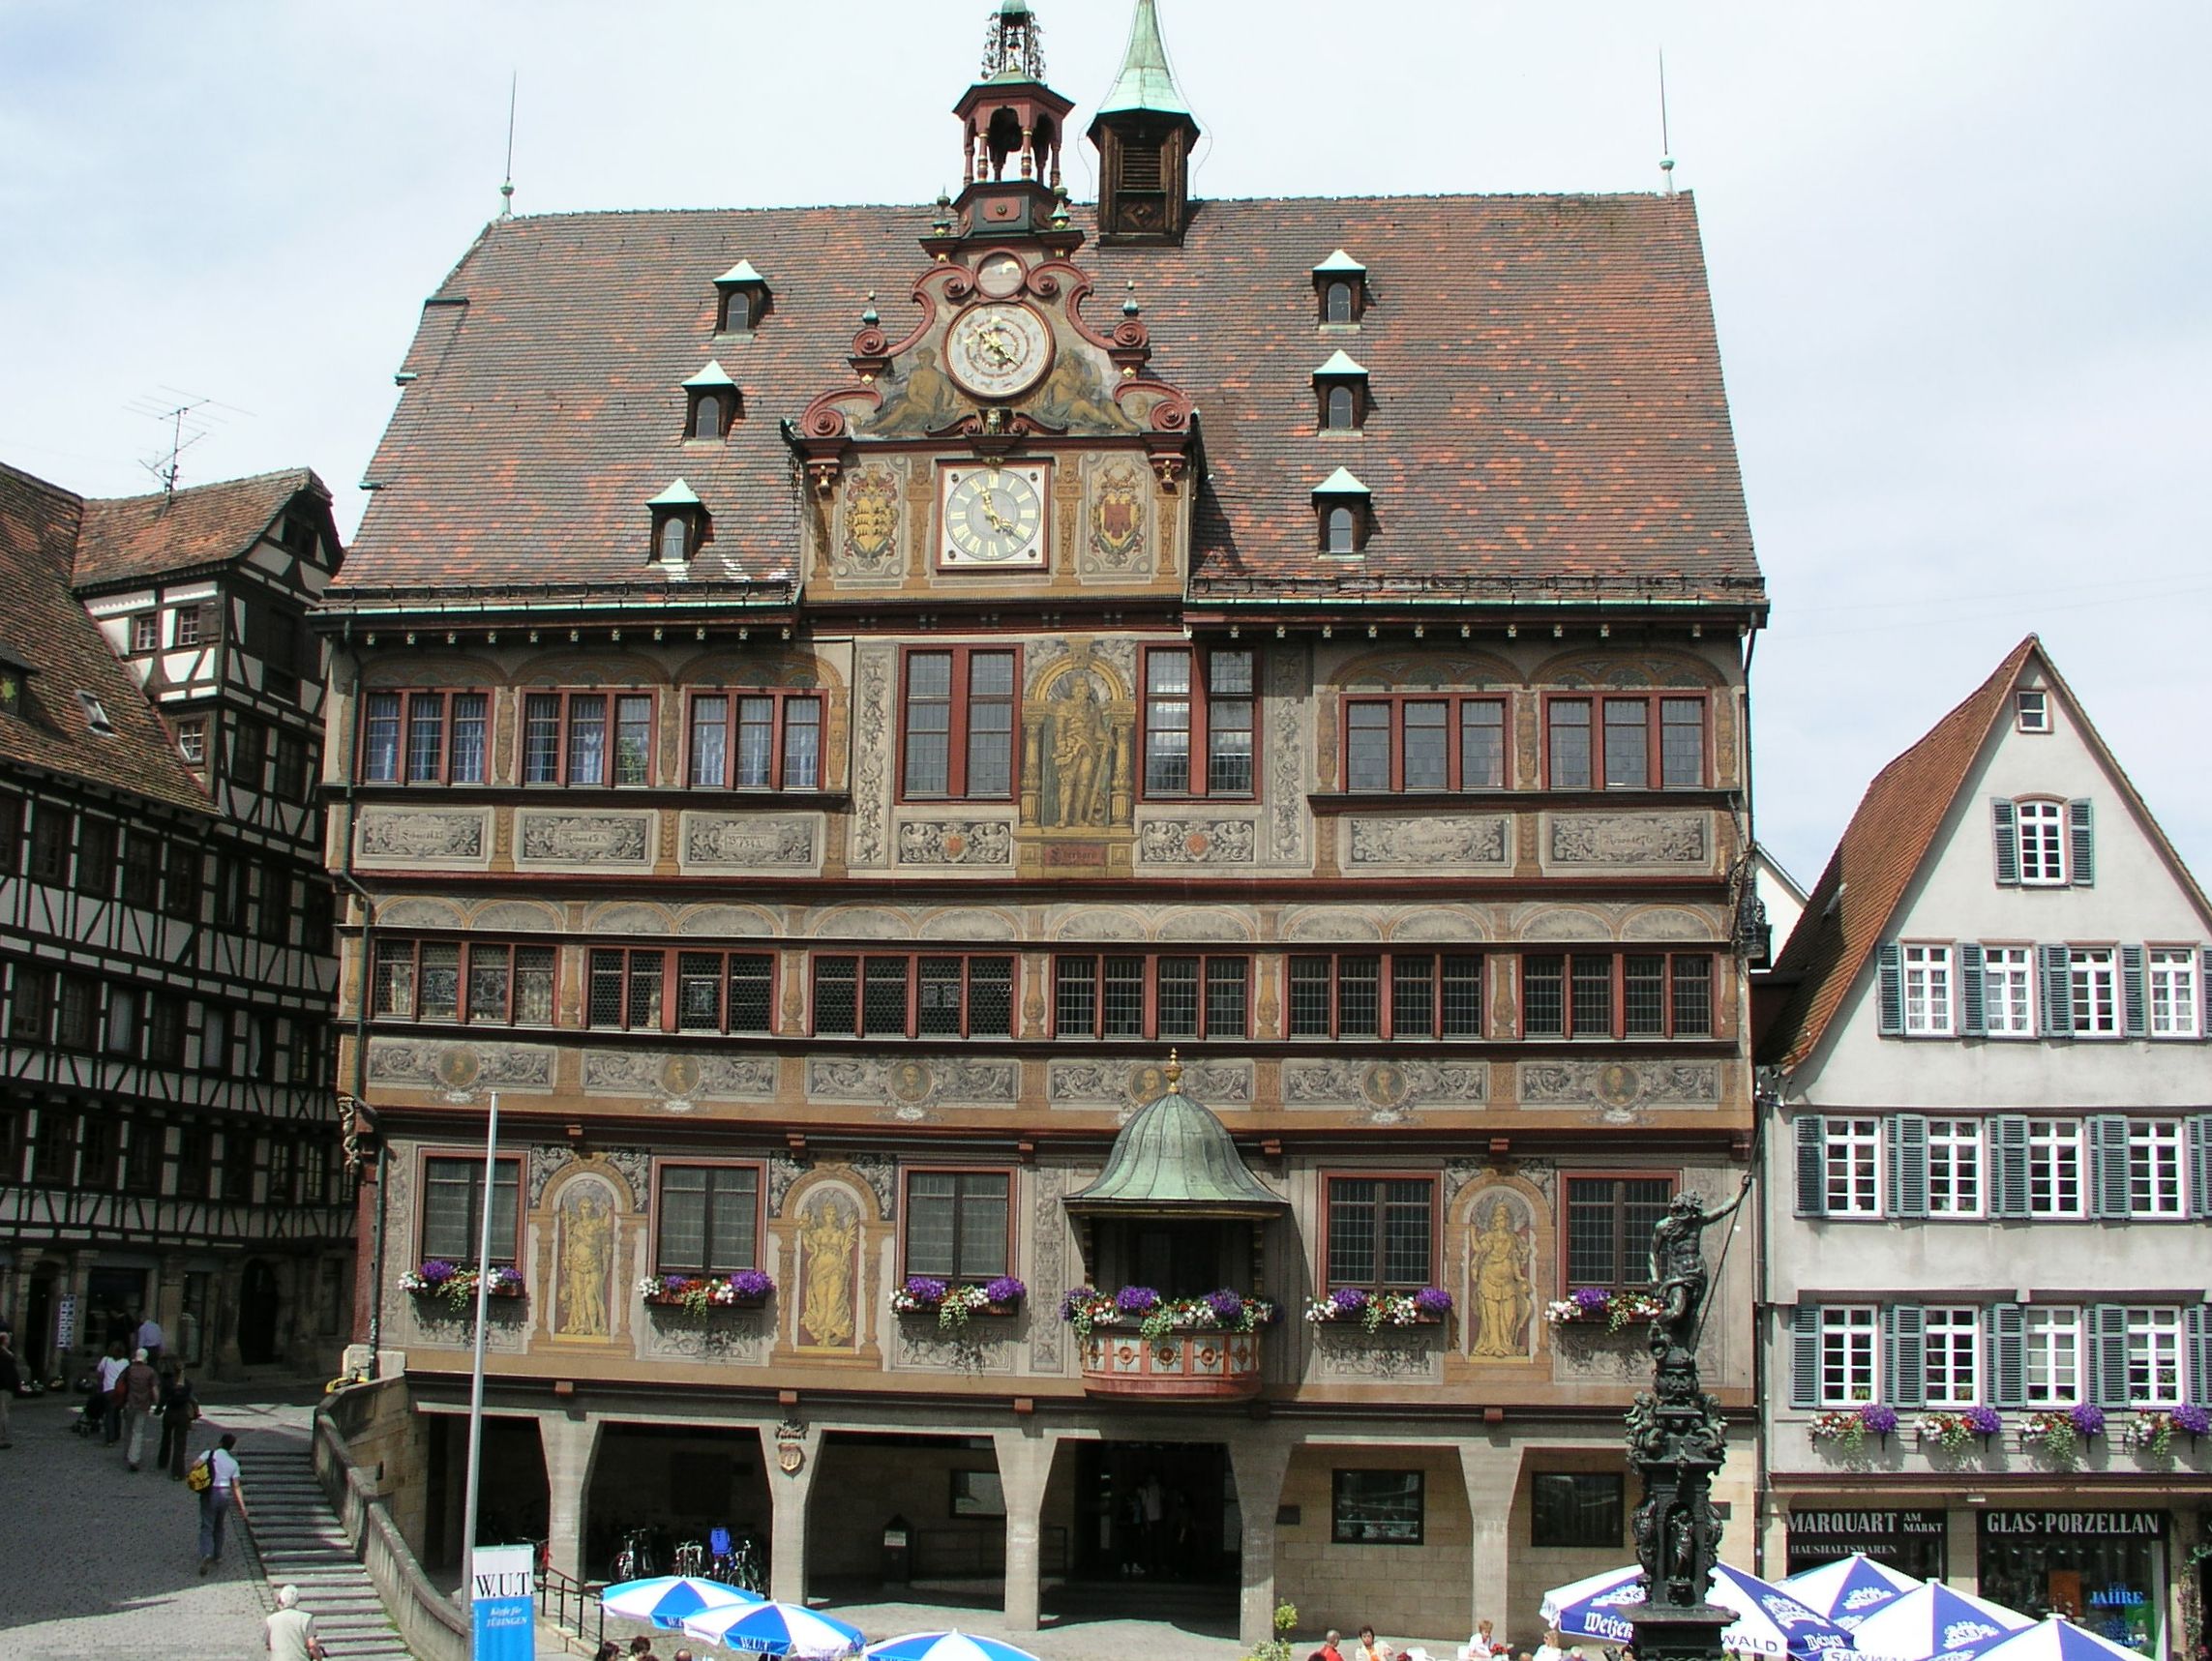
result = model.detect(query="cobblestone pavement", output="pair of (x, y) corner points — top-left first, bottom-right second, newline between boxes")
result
(0, 1383), (323, 1661)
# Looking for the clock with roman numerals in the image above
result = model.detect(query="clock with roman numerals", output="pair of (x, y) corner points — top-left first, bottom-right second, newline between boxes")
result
(940, 464), (1047, 568)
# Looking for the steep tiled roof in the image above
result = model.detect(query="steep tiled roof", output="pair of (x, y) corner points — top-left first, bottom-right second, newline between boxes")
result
(0, 463), (212, 814)
(1763, 637), (2038, 1074)
(73, 467), (318, 591)
(336, 194), (1761, 604)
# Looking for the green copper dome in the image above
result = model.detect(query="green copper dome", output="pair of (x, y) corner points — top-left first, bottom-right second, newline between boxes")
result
(1066, 1063), (1285, 1217)
(1096, 0), (1191, 120)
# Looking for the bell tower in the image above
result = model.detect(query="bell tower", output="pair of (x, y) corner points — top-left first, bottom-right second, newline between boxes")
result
(950, 0), (1075, 242)
(1089, 0), (1200, 245)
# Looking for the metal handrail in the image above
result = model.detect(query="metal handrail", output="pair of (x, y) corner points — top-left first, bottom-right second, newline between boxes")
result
(536, 1563), (604, 1652)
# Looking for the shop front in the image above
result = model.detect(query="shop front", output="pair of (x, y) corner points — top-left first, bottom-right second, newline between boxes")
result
(1977, 1510), (2167, 1656)
(1785, 1507), (1948, 1580)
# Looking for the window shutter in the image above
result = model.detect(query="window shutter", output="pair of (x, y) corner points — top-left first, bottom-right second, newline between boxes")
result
(1876, 942), (1903, 1037)
(1791, 1305), (1821, 1409)
(2068, 798), (2095, 887)
(2201, 947), (2212, 1043)
(2089, 1303), (2130, 1409)
(2120, 945), (2146, 1038)
(1991, 1302), (2025, 1407)
(1958, 943), (1987, 1037)
(1795, 1114), (1828, 1218)
(1990, 799), (2019, 886)
(1991, 1115), (2031, 1218)
(2190, 1305), (2212, 1403)
(1885, 1304), (1927, 1409)
(2089, 1115), (2132, 1219)
(2038, 945), (2073, 1038)
(1888, 1115), (1928, 1219)
(2188, 1114), (2212, 1219)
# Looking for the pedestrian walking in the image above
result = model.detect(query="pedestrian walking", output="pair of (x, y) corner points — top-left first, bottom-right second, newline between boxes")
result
(135, 1311), (165, 1368)
(96, 1341), (130, 1442)
(0, 1326), (19, 1449)
(157, 1363), (199, 1479)
(194, 1431), (245, 1572)
(264, 1585), (326, 1661)
(119, 1348), (160, 1469)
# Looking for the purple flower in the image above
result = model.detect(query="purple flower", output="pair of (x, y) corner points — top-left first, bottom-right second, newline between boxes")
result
(2173, 1404), (2210, 1437)
(1114, 1286), (1160, 1316)
(1204, 1289), (1248, 1323)
(984, 1276), (1027, 1305)
(903, 1276), (947, 1306)
(419, 1260), (458, 1285)
(1330, 1286), (1370, 1315)
(1964, 1405), (2004, 1436)
(1860, 1404), (1899, 1437)
(2068, 1403), (2106, 1437)
(1060, 1287), (1098, 1321)
(729, 1269), (774, 1300)
(1413, 1287), (1455, 1316)
(1572, 1286), (1611, 1312)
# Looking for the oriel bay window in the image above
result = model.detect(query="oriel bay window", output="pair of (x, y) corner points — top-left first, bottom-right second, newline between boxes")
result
(1564, 1174), (1673, 1290)
(420, 1153), (522, 1265)
(1521, 952), (1714, 1038)
(903, 1169), (1011, 1281)
(1053, 954), (1249, 1040)
(1546, 694), (1707, 789)
(813, 953), (1014, 1039)
(1343, 696), (1507, 791)
(655, 1164), (762, 1276)
(1324, 1175), (1436, 1290)
(1288, 952), (1484, 1039)
(361, 690), (490, 785)
(523, 690), (656, 786)
(374, 939), (556, 1026)
(1143, 647), (1256, 797)
(688, 691), (822, 790)
(901, 648), (1016, 800)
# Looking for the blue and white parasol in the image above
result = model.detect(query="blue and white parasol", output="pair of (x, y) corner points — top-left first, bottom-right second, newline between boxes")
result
(599, 1576), (763, 1629)
(1968, 1617), (2152, 1661)
(1848, 1583), (2033, 1661)
(682, 1598), (866, 1659)
(865, 1633), (1044, 1661)
(1777, 1555), (1922, 1631)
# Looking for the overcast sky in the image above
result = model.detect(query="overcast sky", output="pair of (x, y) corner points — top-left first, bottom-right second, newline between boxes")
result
(3, 2), (2206, 886)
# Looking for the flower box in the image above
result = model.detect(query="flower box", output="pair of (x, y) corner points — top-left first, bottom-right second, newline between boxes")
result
(2118, 1405), (2207, 1457)
(1303, 1286), (1453, 1332)
(892, 1276), (1026, 1331)
(401, 1261), (525, 1309)
(1809, 1404), (1898, 1450)
(2020, 1403), (2105, 1465)
(1544, 1288), (1661, 1331)
(638, 1271), (775, 1315)
(1916, 1406), (2003, 1452)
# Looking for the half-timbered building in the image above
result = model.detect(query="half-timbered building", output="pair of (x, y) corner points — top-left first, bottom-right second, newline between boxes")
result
(0, 460), (351, 1381)
(321, 2), (1768, 1642)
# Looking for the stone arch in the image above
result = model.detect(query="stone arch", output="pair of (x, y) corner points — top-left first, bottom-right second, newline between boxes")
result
(1032, 654), (1131, 705)
(1281, 907), (1385, 943)
(672, 648), (844, 693)
(1385, 905), (1491, 943)
(1157, 908), (1256, 943)
(508, 651), (670, 689)
(1329, 647), (1524, 693)
(810, 905), (914, 940)
(1515, 904), (1614, 942)
(919, 907), (1021, 941)
(1621, 905), (1719, 942)
(381, 897), (466, 930)
(582, 901), (677, 936)
(1050, 905), (1149, 942)
(677, 903), (783, 938)
(470, 899), (563, 934)
(1530, 645), (1725, 692)
(361, 653), (508, 689)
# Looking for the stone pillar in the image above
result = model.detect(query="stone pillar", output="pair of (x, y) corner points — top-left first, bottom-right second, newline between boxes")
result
(1228, 1431), (1295, 1649)
(540, 1412), (602, 1584)
(1457, 1436), (1521, 1633)
(994, 1427), (1061, 1633)
(762, 1420), (822, 1605)
(1945, 1506), (1977, 1592)
(1712, 1452), (1757, 1573)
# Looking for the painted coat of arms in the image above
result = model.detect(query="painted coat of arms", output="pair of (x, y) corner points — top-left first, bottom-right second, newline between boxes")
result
(842, 467), (899, 569)
(1090, 463), (1144, 566)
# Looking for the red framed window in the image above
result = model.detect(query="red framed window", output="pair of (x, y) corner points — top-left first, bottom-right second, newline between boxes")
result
(1324, 1174), (1437, 1290)
(1545, 694), (1707, 789)
(1564, 1173), (1675, 1289)
(901, 648), (1017, 800)
(361, 690), (490, 785)
(420, 1152), (523, 1265)
(1143, 647), (1257, 798)
(654, 1162), (763, 1276)
(1288, 952), (1485, 1039)
(687, 691), (822, 790)
(1521, 952), (1715, 1038)
(585, 947), (775, 1034)
(812, 953), (1014, 1039)
(1052, 953), (1250, 1040)
(1343, 696), (1508, 791)
(902, 1168), (1012, 1281)
(522, 690), (657, 786)
(374, 939), (558, 1026)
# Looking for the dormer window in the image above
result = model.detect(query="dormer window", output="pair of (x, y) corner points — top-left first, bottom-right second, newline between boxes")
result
(1314, 467), (1372, 556)
(0, 642), (33, 717)
(2016, 690), (2050, 732)
(713, 260), (770, 334)
(1313, 250), (1368, 326)
(1314, 350), (1369, 431)
(645, 479), (707, 568)
(76, 690), (115, 736)
(682, 361), (738, 439)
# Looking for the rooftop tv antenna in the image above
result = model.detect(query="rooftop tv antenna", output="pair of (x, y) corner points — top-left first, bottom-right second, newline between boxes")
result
(125, 391), (224, 501)
(498, 73), (518, 217)
(1658, 48), (1676, 193)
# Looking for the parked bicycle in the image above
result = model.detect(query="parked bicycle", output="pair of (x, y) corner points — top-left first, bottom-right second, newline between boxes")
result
(611, 1527), (658, 1583)
(672, 1539), (705, 1577)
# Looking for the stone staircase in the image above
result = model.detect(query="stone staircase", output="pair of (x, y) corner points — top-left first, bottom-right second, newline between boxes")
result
(237, 1445), (417, 1660)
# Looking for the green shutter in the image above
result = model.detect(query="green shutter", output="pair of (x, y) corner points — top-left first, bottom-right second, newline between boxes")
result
(1885, 1304), (1927, 1409)
(1876, 943), (1903, 1036)
(1991, 1303), (2025, 1407)
(2089, 1303), (2130, 1409)
(1796, 1114), (1827, 1218)
(1792, 1305), (1821, 1409)
(2068, 798), (2095, 887)
(1958, 943), (1987, 1037)
(1888, 1115), (1928, 1218)
(2038, 945), (2073, 1038)
(2089, 1115), (2132, 1219)
(2120, 946), (2147, 1038)
(1990, 799), (2019, 886)
(2190, 1306), (2212, 1402)
(2189, 1115), (2212, 1220)
(1991, 1115), (2031, 1218)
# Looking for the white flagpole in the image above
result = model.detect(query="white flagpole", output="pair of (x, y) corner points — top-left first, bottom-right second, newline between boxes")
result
(460, 1087), (500, 1604)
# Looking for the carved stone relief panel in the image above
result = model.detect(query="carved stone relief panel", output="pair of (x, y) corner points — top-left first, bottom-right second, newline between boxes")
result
(892, 816), (1016, 868)
(1342, 816), (1509, 872)
(680, 814), (821, 873)
(1516, 1058), (1722, 1124)
(891, 1322), (1021, 1375)
(1388, 905), (1491, 944)
(367, 1039), (555, 1094)
(1308, 1326), (1446, 1384)
(581, 1051), (778, 1103)
(514, 810), (655, 869)
(1281, 1058), (1483, 1123)
(1268, 646), (1310, 865)
(1546, 812), (1709, 868)
(1134, 816), (1257, 867)
(1045, 1059), (1251, 1111)
(807, 1056), (1020, 1120)
(1281, 908), (1385, 943)
(641, 1304), (768, 1365)
(356, 808), (491, 869)
(1028, 1166), (1069, 1372)
(849, 645), (896, 868)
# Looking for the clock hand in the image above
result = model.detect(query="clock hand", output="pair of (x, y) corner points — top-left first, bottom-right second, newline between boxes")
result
(977, 494), (1016, 534)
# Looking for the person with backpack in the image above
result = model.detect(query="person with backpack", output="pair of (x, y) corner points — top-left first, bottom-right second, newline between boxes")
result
(157, 1363), (198, 1479)
(193, 1431), (245, 1572)
(119, 1348), (160, 1470)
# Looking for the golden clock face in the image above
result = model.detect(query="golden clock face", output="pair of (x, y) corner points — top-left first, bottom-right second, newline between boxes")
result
(941, 465), (1047, 568)
(946, 303), (1051, 400)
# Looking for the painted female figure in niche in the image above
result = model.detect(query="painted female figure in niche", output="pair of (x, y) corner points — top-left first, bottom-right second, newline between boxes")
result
(555, 1187), (614, 1339)
(1470, 1199), (1534, 1358)
(797, 1196), (859, 1349)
